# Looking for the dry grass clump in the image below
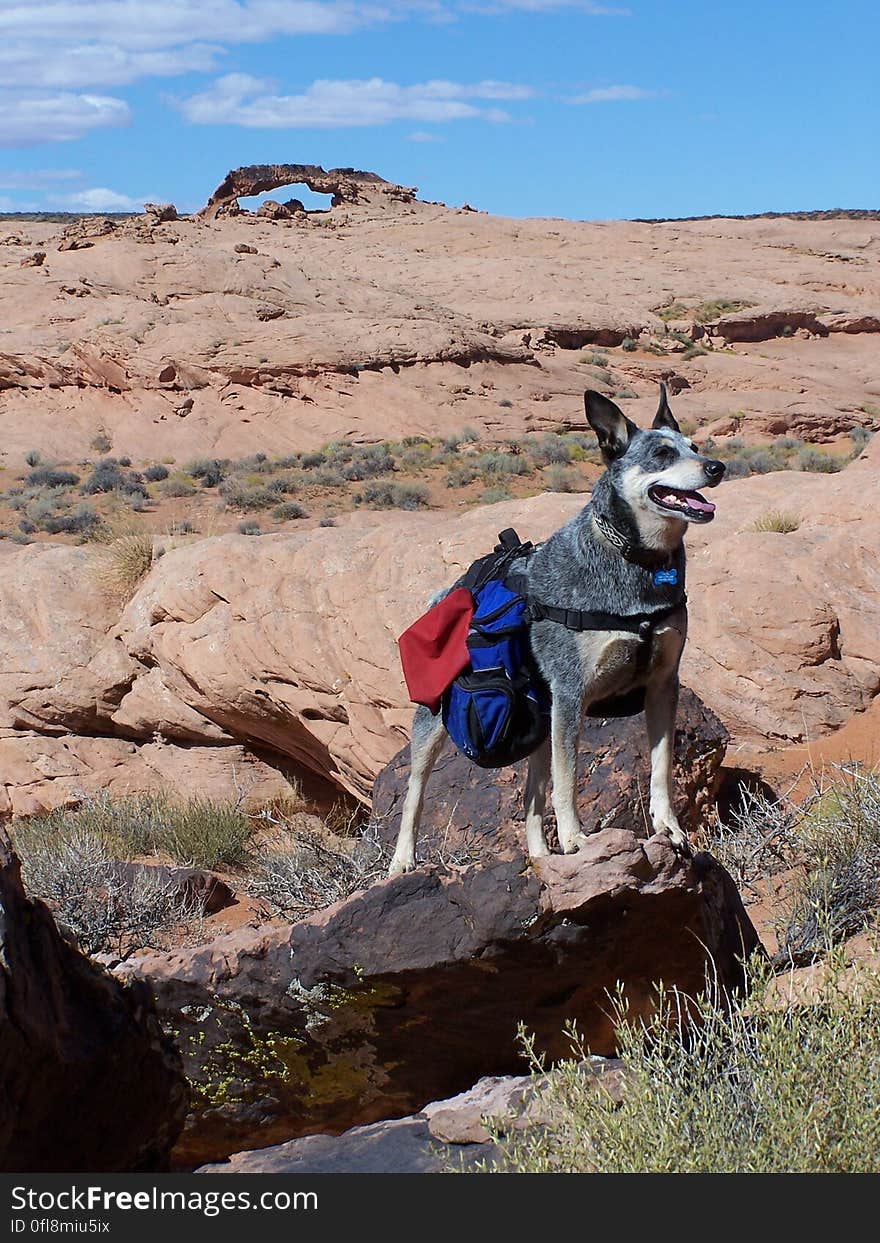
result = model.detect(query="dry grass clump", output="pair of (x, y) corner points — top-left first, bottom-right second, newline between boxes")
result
(751, 510), (801, 533)
(90, 520), (155, 599)
(13, 792), (253, 872)
(492, 955), (880, 1173)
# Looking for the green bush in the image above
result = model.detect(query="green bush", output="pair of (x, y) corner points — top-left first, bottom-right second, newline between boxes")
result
(493, 953), (880, 1173)
(272, 501), (308, 521)
(544, 464), (581, 493)
(362, 482), (429, 510)
(219, 478), (278, 510)
(797, 448), (842, 474)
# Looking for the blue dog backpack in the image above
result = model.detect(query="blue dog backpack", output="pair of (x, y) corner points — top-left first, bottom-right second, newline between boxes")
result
(441, 530), (551, 769)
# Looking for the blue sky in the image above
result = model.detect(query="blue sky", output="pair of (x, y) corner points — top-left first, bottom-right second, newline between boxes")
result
(0, 0), (877, 219)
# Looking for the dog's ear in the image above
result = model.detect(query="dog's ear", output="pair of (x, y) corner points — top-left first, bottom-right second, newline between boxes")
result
(652, 382), (681, 433)
(584, 390), (638, 463)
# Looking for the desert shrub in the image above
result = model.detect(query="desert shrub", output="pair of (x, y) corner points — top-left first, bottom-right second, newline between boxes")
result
(219, 479), (278, 511)
(525, 436), (569, 467)
(13, 824), (201, 958)
(143, 463), (169, 482)
(184, 458), (227, 487)
(476, 452), (530, 479)
(776, 435), (804, 453)
(249, 826), (389, 919)
(0, 530), (33, 544)
(460, 426), (479, 443)
(722, 458), (751, 479)
(613, 386), (638, 399)
(705, 766), (880, 966)
(310, 466), (348, 488)
(751, 510), (801, 533)
(480, 486), (512, 505)
(81, 462), (126, 494)
(27, 496), (60, 527)
(272, 501), (308, 521)
(544, 464), (581, 493)
(319, 516), (336, 527)
(580, 351), (609, 366)
(15, 793), (252, 872)
(24, 449), (41, 467)
(92, 527), (154, 599)
(18, 519), (36, 535)
(168, 519), (194, 535)
(493, 954), (880, 1173)
(692, 299), (751, 322)
(620, 336), (637, 352)
(775, 768), (880, 966)
(797, 448), (842, 474)
(362, 482), (429, 510)
(445, 466), (478, 488)
(42, 503), (101, 537)
(740, 449), (779, 474)
(342, 444), (395, 480)
(654, 302), (688, 322)
(850, 426), (873, 448)
(90, 430), (112, 453)
(299, 451), (326, 469)
(159, 474), (197, 498)
(237, 520), (262, 536)
(681, 345), (709, 360)
(27, 466), (80, 489)
(498, 398), (513, 408)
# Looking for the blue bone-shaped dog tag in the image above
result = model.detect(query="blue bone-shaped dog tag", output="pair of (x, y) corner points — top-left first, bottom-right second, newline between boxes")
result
(653, 567), (678, 586)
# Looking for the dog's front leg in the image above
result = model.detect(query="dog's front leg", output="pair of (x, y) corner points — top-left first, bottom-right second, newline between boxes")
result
(524, 736), (551, 858)
(644, 672), (688, 852)
(550, 693), (586, 853)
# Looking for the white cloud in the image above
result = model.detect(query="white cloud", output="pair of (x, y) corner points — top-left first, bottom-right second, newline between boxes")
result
(0, 92), (131, 148)
(176, 74), (533, 127)
(569, 84), (659, 103)
(58, 187), (145, 211)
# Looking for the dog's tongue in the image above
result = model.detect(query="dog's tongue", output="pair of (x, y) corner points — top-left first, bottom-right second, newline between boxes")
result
(665, 490), (715, 515)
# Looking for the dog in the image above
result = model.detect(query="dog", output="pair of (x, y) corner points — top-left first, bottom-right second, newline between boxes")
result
(388, 384), (725, 875)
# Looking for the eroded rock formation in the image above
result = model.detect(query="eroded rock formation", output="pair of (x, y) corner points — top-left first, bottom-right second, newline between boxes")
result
(199, 163), (417, 219)
(0, 833), (189, 1172)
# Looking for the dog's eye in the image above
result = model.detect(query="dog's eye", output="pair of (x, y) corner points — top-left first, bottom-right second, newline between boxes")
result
(656, 445), (677, 463)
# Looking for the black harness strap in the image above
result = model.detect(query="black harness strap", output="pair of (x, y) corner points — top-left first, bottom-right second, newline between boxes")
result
(522, 595), (687, 673)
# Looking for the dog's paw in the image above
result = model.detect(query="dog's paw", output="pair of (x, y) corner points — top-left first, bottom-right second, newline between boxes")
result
(387, 854), (415, 877)
(559, 831), (590, 855)
(658, 826), (692, 857)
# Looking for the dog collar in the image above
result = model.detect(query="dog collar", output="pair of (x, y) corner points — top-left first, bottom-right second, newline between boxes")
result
(592, 510), (679, 572)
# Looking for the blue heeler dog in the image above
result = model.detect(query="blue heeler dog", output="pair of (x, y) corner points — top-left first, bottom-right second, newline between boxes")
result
(389, 384), (725, 875)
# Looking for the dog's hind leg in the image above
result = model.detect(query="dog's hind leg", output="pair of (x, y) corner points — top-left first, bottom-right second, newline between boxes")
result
(550, 692), (587, 854)
(388, 705), (446, 876)
(523, 736), (551, 858)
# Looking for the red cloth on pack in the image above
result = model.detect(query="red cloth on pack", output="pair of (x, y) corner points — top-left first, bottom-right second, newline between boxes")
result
(397, 587), (474, 713)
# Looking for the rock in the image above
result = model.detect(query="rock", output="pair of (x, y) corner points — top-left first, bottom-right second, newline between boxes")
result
(57, 217), (116, 251)
(118, 831), (761, 1166)
(108, 863), (236, 916)
(372, 687), (728, 861)
(196, 1116), (484, 1174)
(20, 251), (45, 267)
(233, 243), (258, 255)
(144, 203), (178, 223)
(255, 304), (285, 321)
(199, 163), (417, 219)
(0, 832), (188, 1171)
(257, 200), (291, 220)
(196, 1059), (627, 1172)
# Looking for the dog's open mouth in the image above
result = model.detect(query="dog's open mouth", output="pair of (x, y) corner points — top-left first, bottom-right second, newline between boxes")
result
(648, 484), (716, 522)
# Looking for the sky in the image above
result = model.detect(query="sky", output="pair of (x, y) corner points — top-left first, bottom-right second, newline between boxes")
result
(0, 0), (877, 220)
